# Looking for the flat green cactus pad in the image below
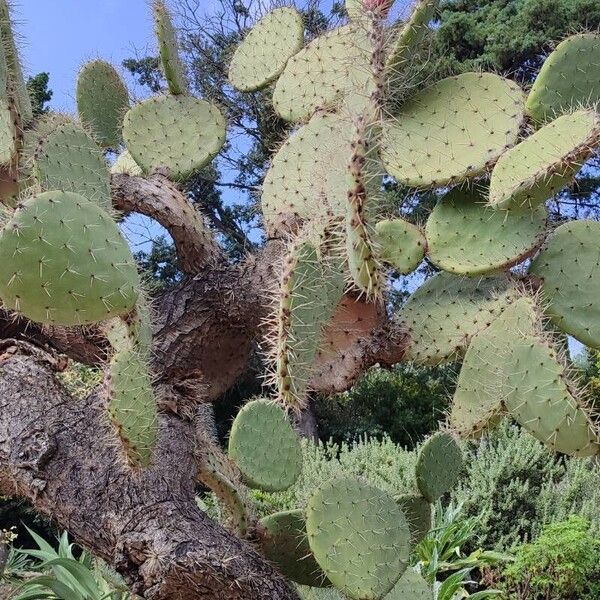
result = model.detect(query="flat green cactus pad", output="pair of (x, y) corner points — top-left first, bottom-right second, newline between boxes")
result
(416, 432), (463, 503)
(229, 7), (304, 92)
(400, 272), (516, 365)
(529, 220), (600, 348)
(123, 95), (226, 181)
(386, 568), (431, 600)
(489, 110), (600, 210)
(32, 121), (112, 211)
(260, 509), (329, 587)
(504, 335), (599, 457)
(272, 25), (374, 122)
(108, 349), (158, 468)
(450, 297), (538, 438)
(296, 587), (343, 600)
(374, 218), (426, 273)
(77, 60), (129, 149)
(426, 186), (547, 276)
(395, 494), (432, 547)
(228, 399), (302, 492)
(306, 476), (410, 600)
(526, 34), (600, 124)
(0, 191), (140, 326)
(0, 98), (16, 165)
(381, 73), (524, 187)
(154, 0), (188, 94)
(111, 150), (143, 176)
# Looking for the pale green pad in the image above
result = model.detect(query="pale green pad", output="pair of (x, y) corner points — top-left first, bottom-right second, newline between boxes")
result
(416, 432), (463, 503)
(374, 218), (426, 273)
(123, 95), (226, 181)
(0, 191), (140, 326)
(262, 112), (381, 236)
(228, 399), (302, 492)
(504, 336), (599, 457)
(32, 121), (112, 211)
(386, 568), (432, 600)
(273, 24), (374, 122)
(489, 110), (600, 209)
(306, 476), (410, 600)
(395, 493), (432, 547)
(108, 349), (158, 468)
(111, 150), (143, 177)
(526, 33), (600, 124)
(450, 297), (537, 438)
(0, 98), (16, 164)
(426, 186), (547, 276)
(229, 7), (304, 92)
(77, 60), (129, 149)
(400, 272), (516, 365)
(381, 73), (524, 187)
(529, 219), (600, 348)
(154, 0), (188, 95)
(260, 509), (329, 587)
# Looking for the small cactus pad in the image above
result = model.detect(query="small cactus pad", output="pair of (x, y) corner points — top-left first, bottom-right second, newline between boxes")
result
(450, 297), (538, 438)
(488, 110), (600, 209)
(0, 191), (140, 326)
(0, 99), (16, 165)
(272, 25), (374, 122)
(400, 272), (516, 364)
(525, 34), (600, 124)
(76, 60), (130, 149)
(111, 150), (143, 176)
(228, 7), (304, 92)
(386, 568), (431, 600)
(260, 509), (329, 587)
(107, 349), (158, 468)
(228, 399), (302, 492)
(529, 220), (600, 348)
(123, 95), (226, 181)
(426, 186), (547, 276)
(154, 0), (188, 94)
(416, 432), (463, 503)
(374, 218), (426, 273)
(306, 476), (410, 600)
(32, 121), (112, 211)
(395, 494), (432, 547)
(504, 335), (599, 457)
(381, 73), (524, 187)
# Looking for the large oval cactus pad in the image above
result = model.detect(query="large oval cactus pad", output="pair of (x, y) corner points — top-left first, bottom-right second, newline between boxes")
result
(306, 476), (410, 600)
(123, 95), (226, 180)
(229, 7), (304, 92)
(228, 399), (302, 492)
(381, 73), (524, 187)
(0, 191), (140, 326)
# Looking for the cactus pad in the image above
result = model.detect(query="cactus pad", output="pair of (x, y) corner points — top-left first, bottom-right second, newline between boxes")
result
(395, 494), (432, 547)
(529, 220), (600, 348)
(386, 568), (431, 599)
(400, 272), (516, 364)
(450, 297), (538, 438)
(272, 25), (374, 122)
(154, 0), (188, 95)
(260, 509), (329, 587)
(0, 99), (16, 165)
(381, 73), (524, 187)
(111, 150), (143, 176)
(228, 7), (304, 92)
(416, 432), (463, 502)
(107, 349), (158, 468)
(76, 60), (129, 149)
(228, 399), (302, 492)
(123, 95), (226, 181)
(426, 186), (547, 276)
(31, 121), (112, 211)
(504, 335), (599, 457)
(526, 34), (600, 124)
(489, 110), (600, 210)
(0, 191), (140, 325)
(374, 218), (426, 273)
(306, 476), (410, 600)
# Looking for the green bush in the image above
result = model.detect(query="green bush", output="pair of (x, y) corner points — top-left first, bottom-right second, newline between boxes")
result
(501, 516), (600, 600)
